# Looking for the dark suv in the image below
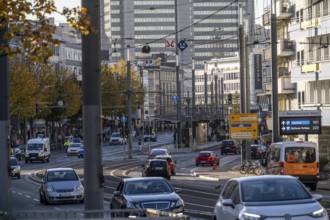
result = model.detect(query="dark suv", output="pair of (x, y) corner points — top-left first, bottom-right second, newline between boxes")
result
(142, 159), (171, 180)
(220, 139), (239, 155)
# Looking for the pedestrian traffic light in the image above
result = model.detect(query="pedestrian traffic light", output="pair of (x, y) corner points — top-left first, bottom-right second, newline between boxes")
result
(228, 93), (232, 104)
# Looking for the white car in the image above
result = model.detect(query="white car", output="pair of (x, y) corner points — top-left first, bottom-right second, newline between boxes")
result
(213, 175), (328, 220)
(109, 132), (126, 145)
(67, 143), (83, 156)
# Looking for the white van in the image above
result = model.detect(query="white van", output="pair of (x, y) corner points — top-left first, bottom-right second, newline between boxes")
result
(25, 138), (50, 163)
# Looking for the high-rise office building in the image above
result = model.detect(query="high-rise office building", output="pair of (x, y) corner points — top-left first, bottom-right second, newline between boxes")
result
(103, 0), (252, 68)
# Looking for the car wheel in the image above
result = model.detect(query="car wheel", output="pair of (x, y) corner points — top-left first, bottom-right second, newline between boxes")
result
(39, 193), (44, 204)
(171, 171), (176, 176)
(196, 163), (199, 167)
(217, 161), (219, 166)
(47, 157), (50, 163)
(17, 173), (21, 179)
(310, 183), (317, 191)
(25, 159), (28, 163)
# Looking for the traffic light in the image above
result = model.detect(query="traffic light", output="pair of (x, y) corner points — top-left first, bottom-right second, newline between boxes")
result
(228, 93), (232, 104)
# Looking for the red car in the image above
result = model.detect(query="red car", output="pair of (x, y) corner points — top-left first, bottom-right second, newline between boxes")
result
(195, 151), (219, 166)
(155, 155), (176, 175)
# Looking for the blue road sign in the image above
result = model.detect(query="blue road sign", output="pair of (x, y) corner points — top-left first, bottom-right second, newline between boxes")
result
(177, 40), (188, 51)
(172, 95), (178, 102)
(121, 116), (127, 123)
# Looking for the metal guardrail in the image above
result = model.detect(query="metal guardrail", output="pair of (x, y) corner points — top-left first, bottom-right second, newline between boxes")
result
(3, 209), (189, 220)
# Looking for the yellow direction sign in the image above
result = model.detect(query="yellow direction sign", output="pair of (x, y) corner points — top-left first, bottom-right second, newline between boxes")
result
(229, 114), (258, 140)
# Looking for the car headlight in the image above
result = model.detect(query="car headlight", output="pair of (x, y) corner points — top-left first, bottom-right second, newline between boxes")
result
(13, 168), (19, 172)
(46, 186), (55, 192)
(75, 185), (84, 192)
(309, 208), (327, 218)
(171, 199), (184, 208)
(38, 151), (44, 156)
(126, 201), (140, 209)
(240, 212), (262, 220)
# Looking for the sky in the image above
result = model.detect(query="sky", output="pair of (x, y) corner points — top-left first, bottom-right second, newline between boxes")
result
(53, 0), (81, 24)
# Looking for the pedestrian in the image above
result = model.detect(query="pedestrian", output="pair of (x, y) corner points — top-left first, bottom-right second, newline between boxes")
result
(173, 133), (176, 145)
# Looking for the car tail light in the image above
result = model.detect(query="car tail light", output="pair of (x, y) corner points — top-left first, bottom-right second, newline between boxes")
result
(280, 162), (284, 174)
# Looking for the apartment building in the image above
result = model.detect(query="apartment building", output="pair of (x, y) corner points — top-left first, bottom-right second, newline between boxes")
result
(289, 0), (330, 156)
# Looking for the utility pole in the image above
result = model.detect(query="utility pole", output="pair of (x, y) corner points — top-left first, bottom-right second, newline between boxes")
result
(0, 24), (11, 215)
(239, 4), (247, 161)
(127, 45), (133, 159)
(192, 59), (196, 142)
(271, 1), (279, 143)
(82, 0), (104, 215)
(215, 75), (218, 114)
(175, 0), (182, 148)
(204, 62), (208, 113)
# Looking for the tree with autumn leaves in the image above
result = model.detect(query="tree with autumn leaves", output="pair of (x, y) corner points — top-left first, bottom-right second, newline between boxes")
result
(102, 59), (145, 117)
(9, 57), (82, 139)
(2, 0), (145, 138)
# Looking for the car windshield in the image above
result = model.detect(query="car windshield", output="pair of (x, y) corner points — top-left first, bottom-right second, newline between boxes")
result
(199, 152), (210, 157)
(151, 150), (166, 155)
(124, 180), (173, 195)
(10, 158), (18, 165)
(224, 141), (234, 145)
(112, 133), (121, 138)
(69, 144), (81, 148)
(47, 170), (78, 182)
(241, 179), (312, 202)
(27, 143), (43, 151)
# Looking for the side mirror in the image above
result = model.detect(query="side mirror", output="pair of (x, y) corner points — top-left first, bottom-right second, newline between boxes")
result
(113, 191), (121, 197)
(174, 188), (182, 193)
(313, 194), (323, 201)
(222, 198), (234, 207)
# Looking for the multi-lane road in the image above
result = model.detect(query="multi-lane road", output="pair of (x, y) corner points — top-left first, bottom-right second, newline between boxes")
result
(10, 133), (330, 219)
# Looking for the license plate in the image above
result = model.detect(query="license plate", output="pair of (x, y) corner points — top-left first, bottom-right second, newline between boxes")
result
(155, 167), (163, 170)
(31, 157), (36, 159)
(201, 161), (206, 163)
(59, 193), (71, 197)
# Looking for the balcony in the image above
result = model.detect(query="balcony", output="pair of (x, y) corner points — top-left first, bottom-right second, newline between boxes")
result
(302, 63), (320, 73)
(301, 18), (320, 30)
(276, 0), (294, 20)
(278, 76), (295, 94)
(277, 39), (295, 57)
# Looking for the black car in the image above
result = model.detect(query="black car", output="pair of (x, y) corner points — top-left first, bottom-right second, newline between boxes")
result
(250, 144), (267, 159)
(220, 139), (239, 155)
(110, 177), (184, 217)
(142, 159), (171, 180)
(143, 133), (157, 142)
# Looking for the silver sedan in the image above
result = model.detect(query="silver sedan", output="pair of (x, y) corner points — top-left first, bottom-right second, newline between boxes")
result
(213, 175), (328, 220)
(39, 168), (84, 205)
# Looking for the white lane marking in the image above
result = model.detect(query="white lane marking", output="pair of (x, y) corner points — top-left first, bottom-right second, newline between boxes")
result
(25, 195), (31, 198)
(54, 207), (62, 211)
(33, 199), (39, 202)
(18, 193), (23, 196)
(182, 188), (218, 196)
(184, 202), (214, 209)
